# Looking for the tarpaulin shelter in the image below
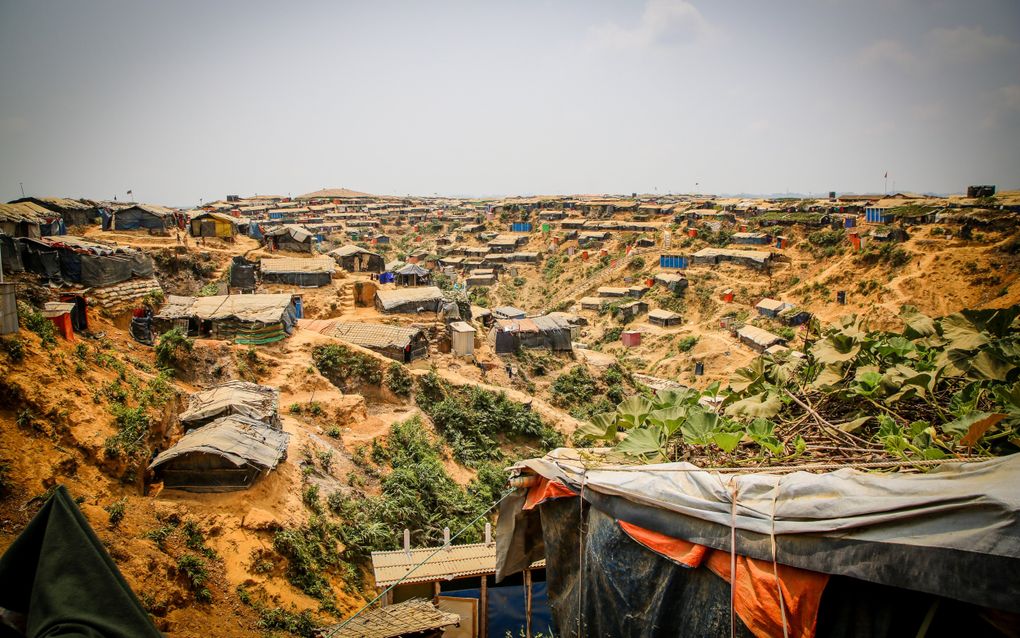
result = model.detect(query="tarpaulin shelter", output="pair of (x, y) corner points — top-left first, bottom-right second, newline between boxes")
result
(262, 224), (314, 252)
(0, 486), (162, 638)
(0, 234), (24, 272)
(488, 315), (573, 353)
(153, 293), (297, 344)
(328, 245), (385, 273)
(189, 211), (237, 238)
(497, 450), (1020, 638)
(375, 287), (447, 314)
(148, 414), (290, 492)
(32, 236), (155, 286)
(328, 320), (429, 362)
(260, 256), (335, 287)
(395, 264), (431, 287)
(109, 204), (175, 232)
(0, 202), (46, 238)
(736, 325), (786, 352)
(179, 380), (281, 430)
(10, 197), (100, 227)
(230, 256), (257, 290)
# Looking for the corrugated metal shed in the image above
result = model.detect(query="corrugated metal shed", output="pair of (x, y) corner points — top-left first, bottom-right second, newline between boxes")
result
(260, 256), (336, 274)
(372, 543), (545, 587)
(375, 287), (446, 311)
(331, 321), (423, 350)
(319, 598), (460, 638)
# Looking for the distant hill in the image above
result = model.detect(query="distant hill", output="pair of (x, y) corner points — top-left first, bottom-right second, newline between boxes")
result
(296, 187), (386, 199)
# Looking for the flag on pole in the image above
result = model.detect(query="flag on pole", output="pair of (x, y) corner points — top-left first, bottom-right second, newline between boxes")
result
(127, 189), (133, 196)
(883, 172), (887, 179)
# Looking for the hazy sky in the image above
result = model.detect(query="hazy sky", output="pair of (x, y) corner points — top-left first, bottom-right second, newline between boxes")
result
(1, 0), (1018, 204)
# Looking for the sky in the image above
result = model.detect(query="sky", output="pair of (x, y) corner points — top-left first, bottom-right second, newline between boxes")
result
(1, 0), (1018, 204)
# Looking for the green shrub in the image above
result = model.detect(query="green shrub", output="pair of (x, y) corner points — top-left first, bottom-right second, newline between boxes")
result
(17, 302), (56, 348)
(385, 362), (414, 396)
(155, 327), (193, 371)
(0, 336), (26, 362)
(677, 336), (699, 353)
(415, 372), (561, 465)
(177, 555), (211, 602)
(104, 405), (151, 458)
(312, 344), (382, 390)
(105, 498), (127, 527)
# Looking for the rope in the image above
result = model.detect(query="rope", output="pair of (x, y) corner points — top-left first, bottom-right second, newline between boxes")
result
(323, 489), (516, 638)
(568, 458), (963, 474)
(769, 476), (790, 638)
(577, 469), (587, 638)
(729, 480), (739, 638)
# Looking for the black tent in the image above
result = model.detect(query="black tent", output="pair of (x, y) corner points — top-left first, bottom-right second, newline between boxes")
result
(0, 486), (161, 638)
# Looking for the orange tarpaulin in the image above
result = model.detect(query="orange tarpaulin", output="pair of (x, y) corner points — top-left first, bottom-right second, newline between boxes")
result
(523, 477), (576, 510)
(618, 520), (829, 638)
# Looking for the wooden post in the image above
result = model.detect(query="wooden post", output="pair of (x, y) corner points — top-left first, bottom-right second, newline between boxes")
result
(524, 569), (533, 638)
(433, 581), (441, 603)
(480, 575), (488, 638)
(384, 589), (393, 606)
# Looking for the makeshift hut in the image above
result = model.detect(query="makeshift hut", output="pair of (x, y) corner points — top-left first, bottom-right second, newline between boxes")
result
(316, 599), (460, 638)
(648, 308), (682, 327)
(492, 306), (526, 320)
(148, 415), (289, 492)
(179, 381), (280, 431)
(613, 299), (648, 320)
(189, 211), (237, 239)
(778, 306), (812, 326)
(153, 293), (297, 344)
(10, 197), (99, 227)
(263, 224), (314, 253)
(730, 231), (771, 245)
(395, 264), (431, 287)
(0, 202), (46, 238)
(654, 273), (689, 294)
(330, 321), (429, 362)
(371, 541), (549, 638)
(755, 298), (792, 318)
(692, 247), (772, 270)
(488, 315), (572, 353)
(496, 450), (1020, 638)
(375, 287), (447, 314)
(579, 296), (607, 311)
(736, 324), (785, 352)
(260, 256), (335, 287)
(328, 245), (385, 273)
(109, 204), (176, 232)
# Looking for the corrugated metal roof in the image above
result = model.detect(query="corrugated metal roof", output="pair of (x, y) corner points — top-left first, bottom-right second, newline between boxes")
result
(331, 321), (423, 350)
(375, 287), (446, 311)
(737, 325), (784, 348)
(372, 543), (544, 587)
(260, 256), (336, 274)
(319, 599), (459, 638)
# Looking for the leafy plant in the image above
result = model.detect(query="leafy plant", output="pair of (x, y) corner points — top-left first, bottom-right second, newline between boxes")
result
(312, 343), (383, 390)
(385, 362), (414, 396)
(155, 327), (193, 371)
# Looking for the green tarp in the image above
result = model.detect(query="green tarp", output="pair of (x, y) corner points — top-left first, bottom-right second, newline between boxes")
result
(0, 486), (161, 638)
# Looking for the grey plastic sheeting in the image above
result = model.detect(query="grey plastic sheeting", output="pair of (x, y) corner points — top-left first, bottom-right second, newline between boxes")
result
(179, 381), (280, 429)
(148, 414), (289, 472)
(498, 451), (1020, 613)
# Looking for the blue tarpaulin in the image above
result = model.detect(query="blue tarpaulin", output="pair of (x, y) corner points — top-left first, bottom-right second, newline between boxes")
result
(443, 582), (553, 637)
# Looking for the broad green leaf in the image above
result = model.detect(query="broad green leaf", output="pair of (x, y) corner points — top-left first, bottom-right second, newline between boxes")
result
(681, 408), (719, 446)
(811, 336), (861, 365)
(713, 431), (743, 453)
(877, 335), (917, 359)
(576, 412), (619, 441)
(648, 405), (689, 435)
(726, 392), (782, 419)
(810, 363), (845, 390)
(730, 359), (766, 393)
(900, 306), (937, 339)
(942, 412), (1008, 445)
(615, 425), (667, 460)
(941, 313), (990, 351)
(616, 395), (655, 428)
